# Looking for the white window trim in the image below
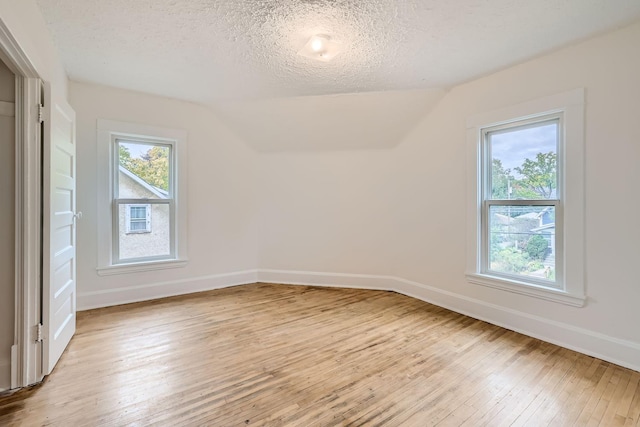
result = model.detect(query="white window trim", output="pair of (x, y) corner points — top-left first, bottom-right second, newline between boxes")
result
(97, 119), (188, 276)
(466, 89), (585, 307)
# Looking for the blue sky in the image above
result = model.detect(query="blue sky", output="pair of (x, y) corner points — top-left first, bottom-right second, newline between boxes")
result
(490, 122), (557, 179)
(120, 141), (156, 160)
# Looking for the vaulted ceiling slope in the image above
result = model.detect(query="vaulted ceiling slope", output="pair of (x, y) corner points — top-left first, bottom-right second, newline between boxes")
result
(37, 0), (640, 105)
(213, 88), (445, 151)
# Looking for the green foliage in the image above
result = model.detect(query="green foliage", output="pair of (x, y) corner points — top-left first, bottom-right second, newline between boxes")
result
(510, 183), (540, 200)
(493, 248), (530, 274)
(514, 152), (556, 199)
(525, 234), (548, 261)
(527, 260), (544, 271)
(492, 154), (556, 200)
(545, 268), (555, 280)
(119, 145), (169, 191)
(119, 145), (131, 164)
(491, 159), (512, 199)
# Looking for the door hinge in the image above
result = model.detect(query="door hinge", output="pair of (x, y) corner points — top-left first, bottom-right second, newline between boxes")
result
(37, 104), (44, 123)
(36, 323), (43, 342)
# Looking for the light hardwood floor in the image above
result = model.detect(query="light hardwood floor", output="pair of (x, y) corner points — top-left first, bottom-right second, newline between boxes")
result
(0, 283), (638, 426)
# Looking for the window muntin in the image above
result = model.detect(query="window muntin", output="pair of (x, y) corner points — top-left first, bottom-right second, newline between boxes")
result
(481, 115), (562, 289)
(113, 138), (175, 264)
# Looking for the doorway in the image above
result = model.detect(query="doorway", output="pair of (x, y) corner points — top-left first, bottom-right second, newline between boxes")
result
(0, 17), (77, 393)
(0, 57), (15, 392)
(0, 20), (46, 390)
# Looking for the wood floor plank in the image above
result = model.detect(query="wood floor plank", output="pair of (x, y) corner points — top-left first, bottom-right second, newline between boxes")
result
(0, 283), (638, 426)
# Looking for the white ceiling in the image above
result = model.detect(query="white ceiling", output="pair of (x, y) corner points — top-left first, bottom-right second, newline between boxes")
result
(36, 0), (640, 151)
(37, 0), (640, 105)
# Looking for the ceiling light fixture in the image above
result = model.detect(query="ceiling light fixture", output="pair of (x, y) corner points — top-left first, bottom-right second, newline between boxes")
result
(311, 37), (325, 52)
(298, 35), (341, 62)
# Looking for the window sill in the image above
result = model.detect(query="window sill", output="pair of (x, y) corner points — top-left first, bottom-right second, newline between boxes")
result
(97, 259), (188, 276)
(466, 273), (585, 307)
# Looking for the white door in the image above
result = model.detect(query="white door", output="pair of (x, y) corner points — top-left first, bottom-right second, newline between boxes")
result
(42, 93), (77, 375)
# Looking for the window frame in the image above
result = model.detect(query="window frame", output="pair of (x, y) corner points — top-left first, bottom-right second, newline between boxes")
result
(97, 120), (188, 276)
(113, 137), (173, 264)
(480, 115), (563, 289)
(466, 89), (585, 307)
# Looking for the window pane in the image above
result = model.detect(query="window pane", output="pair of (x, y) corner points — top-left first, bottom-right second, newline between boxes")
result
(488, 205), (556, 282)
(130, 206), (146, 220)
(129, 220), (147, 232)
(489, 120), (558, 200)
(119, 204), (170, 260)
(118, 140), (170, 199)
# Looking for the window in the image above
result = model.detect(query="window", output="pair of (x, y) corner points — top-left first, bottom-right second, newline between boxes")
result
(125, 204), (151, 233)
(466, 89), (585, 306)
(482, 116), (561, 286)
(114, 138), (172, 263)
(97, 120), (188, 275)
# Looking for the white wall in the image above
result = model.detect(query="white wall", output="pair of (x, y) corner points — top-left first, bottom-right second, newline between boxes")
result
(258, 150), (397, 276)
(394, 20), (640, 342)
(212, 89), (444, 152)
(256, 21), (640, 370)
(71, 82), (259, 308)
(0, 0), (68, 100)
(67, 19), (640, 370)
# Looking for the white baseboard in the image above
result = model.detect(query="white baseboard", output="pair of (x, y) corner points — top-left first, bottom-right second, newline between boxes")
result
(77, 267), (640, 373)
(77, 270), (259, 311)
(257, 269), (640, 373)
(0, 360), (10, 392)
(257, 269), (391, 291)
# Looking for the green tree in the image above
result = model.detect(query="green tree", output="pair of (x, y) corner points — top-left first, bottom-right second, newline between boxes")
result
(510, 182), (541, 200)
(118, 145), (169, 191)
(119, 145), (132, 168)
(525, 234), (548, 261)
(491, 159), (512, 199)
(514, 152), (556, 199)
(493, 248), (530, 273)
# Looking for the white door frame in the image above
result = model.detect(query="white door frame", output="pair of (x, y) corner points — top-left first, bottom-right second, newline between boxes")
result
(0, 18), (45, 388)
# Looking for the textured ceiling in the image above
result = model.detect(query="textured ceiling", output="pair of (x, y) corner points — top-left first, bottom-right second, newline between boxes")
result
(37, 0), (640, 105)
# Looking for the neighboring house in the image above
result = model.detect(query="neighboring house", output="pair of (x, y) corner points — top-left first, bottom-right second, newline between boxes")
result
(118, 166), (170, 260)
(493, 212), (539, 249)
(531, 207), (556, 259)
